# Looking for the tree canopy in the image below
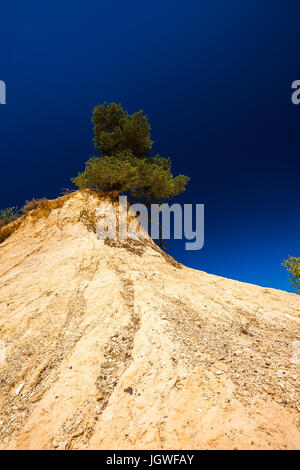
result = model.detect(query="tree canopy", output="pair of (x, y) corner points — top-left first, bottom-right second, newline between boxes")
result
(282, 256), (300, 293)
(92, 102), (153, 158)
(72, 102), (189, 205)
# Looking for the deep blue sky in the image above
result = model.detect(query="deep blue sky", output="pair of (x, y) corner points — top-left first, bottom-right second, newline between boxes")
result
(1, 1), (299, 291)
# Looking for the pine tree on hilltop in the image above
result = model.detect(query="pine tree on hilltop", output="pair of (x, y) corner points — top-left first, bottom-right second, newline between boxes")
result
(71, 102), (189, 204)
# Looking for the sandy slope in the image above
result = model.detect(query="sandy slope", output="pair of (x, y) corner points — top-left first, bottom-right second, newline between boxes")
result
(0, 190), (299, 450)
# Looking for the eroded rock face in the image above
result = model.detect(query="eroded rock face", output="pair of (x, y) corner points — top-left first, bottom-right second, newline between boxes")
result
(0, 190), (299, 450)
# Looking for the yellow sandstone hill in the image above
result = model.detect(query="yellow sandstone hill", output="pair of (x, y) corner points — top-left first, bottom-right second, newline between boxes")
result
(0, 190), (299, 450)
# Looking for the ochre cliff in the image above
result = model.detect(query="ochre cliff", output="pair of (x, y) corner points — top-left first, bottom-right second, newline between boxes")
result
(0, 190), (299, 449)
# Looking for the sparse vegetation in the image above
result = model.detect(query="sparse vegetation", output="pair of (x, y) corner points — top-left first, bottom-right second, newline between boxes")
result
(0, 193), (76, 245)
(235, 309), (258, 336)
(283, 255), (300, 293)
(21, 198), (48, 214)
(60, 187), (76, 196)
(0, 207), (21, 228)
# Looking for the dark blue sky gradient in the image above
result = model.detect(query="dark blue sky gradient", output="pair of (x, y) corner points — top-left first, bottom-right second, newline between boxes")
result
(0, 1), (299, 291)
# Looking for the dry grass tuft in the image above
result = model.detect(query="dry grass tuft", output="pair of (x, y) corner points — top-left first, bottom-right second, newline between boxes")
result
(26, 192), (77, 222)
(0, 192), (80, 245)
(21, 198), (49, 214)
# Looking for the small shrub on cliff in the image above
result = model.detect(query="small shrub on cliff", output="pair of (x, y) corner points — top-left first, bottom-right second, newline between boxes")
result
(60, 187), (76, 196)
(21, 198), (48, 214)
(0, 207), (20, 227)
(282, 256), (300, 293)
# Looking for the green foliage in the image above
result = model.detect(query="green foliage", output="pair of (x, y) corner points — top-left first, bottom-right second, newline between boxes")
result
(72, 102), (190, 216)
(72, 151), (140, 192)
(130, 155), (190, 205)
(282, 256), (300, 293)
(0, 207), (21, 227)
(72, 152), (189, 203)
(92, 102), (153, 158)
